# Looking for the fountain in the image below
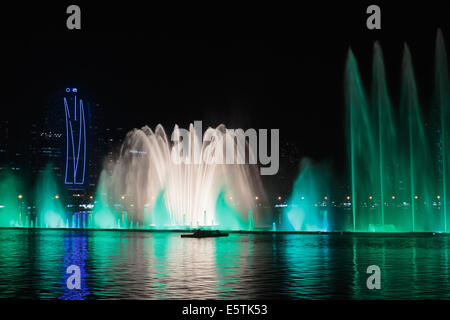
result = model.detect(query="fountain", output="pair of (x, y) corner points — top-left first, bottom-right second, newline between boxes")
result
(0, 163), (66, 228)
(1, 31), (449, 234)
(280, 159), (331, 231)
(0, 171), (23, 227)
(93, 123), (266, 230)
(346, 30), (450, 232)
(436, 30), (450, 233)
(36, 164), (65, 228)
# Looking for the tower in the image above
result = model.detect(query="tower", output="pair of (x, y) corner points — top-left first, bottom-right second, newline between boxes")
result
(63, 87), (87, 190)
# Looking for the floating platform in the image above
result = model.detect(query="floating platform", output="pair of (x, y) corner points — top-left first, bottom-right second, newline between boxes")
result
(181, 230), (229, 238)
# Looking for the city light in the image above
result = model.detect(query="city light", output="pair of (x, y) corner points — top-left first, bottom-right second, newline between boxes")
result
(324, 196), (328, 200)
(55, 195), (59, 199)
(392, 196), (396, 200)
(369, 196), (373, 200)
(18, 195), (22, 199)
(346, 196), (350, 200)
(255, 196), (259, 200)
(277, 196), (282, 200)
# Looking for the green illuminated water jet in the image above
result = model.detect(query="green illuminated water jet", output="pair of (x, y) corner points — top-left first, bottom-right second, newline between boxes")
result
(92, 170), (116, 229)
(346, 48), (376, 231)
(436, 29), (450, 232)
(346, 30), (449, 232)
(0, 172), (23, 227)
(280, 159), (330, 231)
(36, 164), (65, 228)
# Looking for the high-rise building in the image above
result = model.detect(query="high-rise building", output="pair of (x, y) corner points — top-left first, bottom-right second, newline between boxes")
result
(29, 87), (104, 205)
(104, 127), (125, 173)
(63, 88), (88, 195)
(0, 119), (26, 173)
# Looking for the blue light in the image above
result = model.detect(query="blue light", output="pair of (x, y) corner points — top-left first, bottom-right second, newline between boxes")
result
(64, 98), (70, 184)
(129, 150), (147, 154)
(81, 101), (86, 184)
(64, 94), (87, 186)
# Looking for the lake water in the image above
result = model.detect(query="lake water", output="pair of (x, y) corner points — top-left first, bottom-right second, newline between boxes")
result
(0, 229), (449, 299)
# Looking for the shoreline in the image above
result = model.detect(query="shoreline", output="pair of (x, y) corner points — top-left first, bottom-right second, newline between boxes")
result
(0, 226), (449, 236)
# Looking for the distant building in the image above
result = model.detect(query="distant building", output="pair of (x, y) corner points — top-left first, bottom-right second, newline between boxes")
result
(29, 122), (64, 178)
(0, 120), (8, 171)
(104, 127), (125, 174)
(63, 88), (88, 195)
(0, 119), (27, 174)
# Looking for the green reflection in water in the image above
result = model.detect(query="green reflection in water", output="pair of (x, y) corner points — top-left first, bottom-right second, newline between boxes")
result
(2, 230), (450, 299)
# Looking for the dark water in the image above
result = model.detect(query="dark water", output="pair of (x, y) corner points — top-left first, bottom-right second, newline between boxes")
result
(0, 229), (449, 299)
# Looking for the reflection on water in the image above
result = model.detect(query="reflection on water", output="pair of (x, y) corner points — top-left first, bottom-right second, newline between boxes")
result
(60, 233), (90, 300)
(0, 229), (449, 299)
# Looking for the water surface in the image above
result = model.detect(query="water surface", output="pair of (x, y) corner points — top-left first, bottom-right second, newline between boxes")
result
(0, 229), (448, 299)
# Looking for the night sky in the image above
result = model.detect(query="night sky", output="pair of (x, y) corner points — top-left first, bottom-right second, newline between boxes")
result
(2, 2), (450, 174)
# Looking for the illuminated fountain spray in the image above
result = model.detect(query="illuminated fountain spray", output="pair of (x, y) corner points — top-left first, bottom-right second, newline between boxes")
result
(36, 164), (65, 228)
(280, 159), (331, 231)
(0, 172), (23, 227)
(346, 30), (449, 232)
(0, 164), (65, 228)
(95, 123), (265, 230)
(435, 30), (450, 233)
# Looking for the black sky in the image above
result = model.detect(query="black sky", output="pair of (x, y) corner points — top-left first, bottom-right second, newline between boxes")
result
(1, 2), (450, 173)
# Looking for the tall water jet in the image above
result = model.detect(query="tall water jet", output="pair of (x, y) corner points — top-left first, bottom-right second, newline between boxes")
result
(435, 29), (450, 232)
(371, 42), (398, 228)
(400, 44), (436, 231)
(345, 36), (449, 232)
(346, 48), (377, 231)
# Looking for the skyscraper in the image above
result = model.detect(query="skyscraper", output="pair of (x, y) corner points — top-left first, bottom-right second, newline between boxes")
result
(63, 87), (87, 191)
(29, 87), (104, 210)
